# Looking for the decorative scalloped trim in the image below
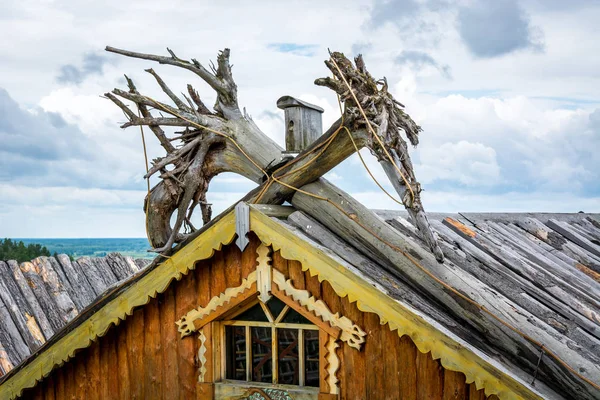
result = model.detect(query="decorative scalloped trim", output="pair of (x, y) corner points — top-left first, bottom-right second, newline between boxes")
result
(325, 336), (340, 394)
(249, 209), (545, 400)
(198, 331), (207, 382)
(0, 212), (237, 400)
(176, 271), (257, 337)
(272, 269), (366, 350)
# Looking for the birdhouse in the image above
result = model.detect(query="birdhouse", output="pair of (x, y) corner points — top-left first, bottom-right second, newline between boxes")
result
(277, 95), (324, 153)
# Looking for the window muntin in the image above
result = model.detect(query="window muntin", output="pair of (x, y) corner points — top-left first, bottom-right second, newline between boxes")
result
(224, 298), (319, 387)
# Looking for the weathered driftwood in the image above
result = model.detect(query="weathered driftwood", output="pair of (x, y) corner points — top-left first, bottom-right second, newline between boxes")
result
(3, 261), (54, 340)
(291, 179), (600, 400)
(430, 220), (600, 346)
(547, 219), (600, 259)
(18, 261), (65, 332)
(0, 254), (151, 378)
(0, 291), (29, 366)
(0, 267), (45, 352)
(31, 257), (78, 324)
(55, 254), (96, 310)
(104, 47), (442, 260)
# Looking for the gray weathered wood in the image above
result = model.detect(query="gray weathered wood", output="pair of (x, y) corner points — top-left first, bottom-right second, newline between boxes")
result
(548, 219), (600, 258)
(442, 219), (600, 331)
(284, 212), (489, 347)
(104, 253), (139, 281)
(74, 257), (106, 296)
(134, 258), (150, 270)
(18, 261), (65, 332)
(492, 221), (600, 300)
(291, 179), (600, 400)
(249, 204), (295, 219)
(516, 218), (600, 274)
(55, 254), (96, 309)
(0, 293), (29, 366)
(430, 220), (600, 343)
(93, 257), (120, 286)
(0, 265), (45, 351)
(31, 257), (78, 324)
(4, 261), (54, 340)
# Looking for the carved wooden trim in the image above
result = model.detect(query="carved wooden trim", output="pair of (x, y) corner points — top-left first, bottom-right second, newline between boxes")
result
(176, 272), (257, 337)
(256, 243), (272, 303)
(270, 286), (341, 339)
(272, 269), (367, 350)
(198, 331), (207, 382)
(325, 336), (340, 395)
(177, 242), (366, 351)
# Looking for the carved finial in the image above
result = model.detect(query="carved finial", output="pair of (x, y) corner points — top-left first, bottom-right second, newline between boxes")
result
(256, 243), (272, 303)
(235, 202), (250, 251)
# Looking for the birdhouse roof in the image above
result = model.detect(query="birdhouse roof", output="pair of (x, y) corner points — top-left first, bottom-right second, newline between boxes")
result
(276, 95), (324, 113)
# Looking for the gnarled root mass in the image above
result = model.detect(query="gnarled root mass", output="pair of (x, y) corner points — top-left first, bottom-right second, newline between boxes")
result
(104, 46), (442, 261)
(316, 52), (444, 261)
(104, 47), (282, 253)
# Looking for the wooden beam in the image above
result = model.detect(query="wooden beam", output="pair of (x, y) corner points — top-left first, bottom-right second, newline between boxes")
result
(192, 284), (258, 331)
(289, 181), (600, 399)
(270, 286), (341, 339)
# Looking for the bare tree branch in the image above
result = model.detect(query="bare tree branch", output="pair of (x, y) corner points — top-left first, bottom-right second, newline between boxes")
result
(145, 68), (192, 112)
(124, 75), (176, 153)
(106, 46), (224, 93)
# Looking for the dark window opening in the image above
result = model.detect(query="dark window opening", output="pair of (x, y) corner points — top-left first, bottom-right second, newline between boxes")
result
(224, 300), (320, 388)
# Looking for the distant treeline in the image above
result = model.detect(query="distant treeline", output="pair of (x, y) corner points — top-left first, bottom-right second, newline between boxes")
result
(0, 238), (51, 263)
(14, 238), (153, 260)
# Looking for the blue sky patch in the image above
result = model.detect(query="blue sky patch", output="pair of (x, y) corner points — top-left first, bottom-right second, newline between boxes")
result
(267, 43), (318, 57)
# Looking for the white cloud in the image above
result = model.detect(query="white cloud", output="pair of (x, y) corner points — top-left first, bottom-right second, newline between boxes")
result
(1, 0), (600, 239)
(417, 141), (500, 186)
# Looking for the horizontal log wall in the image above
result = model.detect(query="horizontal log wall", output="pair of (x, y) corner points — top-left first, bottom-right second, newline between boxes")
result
(20, 234), (499, 400)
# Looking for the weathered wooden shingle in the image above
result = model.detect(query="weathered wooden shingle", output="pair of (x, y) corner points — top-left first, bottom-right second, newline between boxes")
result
(290, 210), (600, 400)
(0, 254), (150, 377)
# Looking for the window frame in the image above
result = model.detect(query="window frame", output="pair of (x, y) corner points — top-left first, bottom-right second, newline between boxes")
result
(218, 299), (320, 387)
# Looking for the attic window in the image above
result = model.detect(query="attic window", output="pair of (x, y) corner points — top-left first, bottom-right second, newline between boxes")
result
(224, 297), (319, 387)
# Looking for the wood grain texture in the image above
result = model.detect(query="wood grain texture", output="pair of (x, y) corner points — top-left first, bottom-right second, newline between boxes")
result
(341, 296), (366, 399)
(364, 312), (383, 399)
(161, 286), (179, 400)
(15, 236), (497, 400)
(88, 340), (101, 400)
(175, 265), (198, 400)
(417, 350), (444, 400)
(144, 297), (162, 399)
(128, 307), (145, 399)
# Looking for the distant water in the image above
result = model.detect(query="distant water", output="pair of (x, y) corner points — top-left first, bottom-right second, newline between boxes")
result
(14, 238), (154, 259)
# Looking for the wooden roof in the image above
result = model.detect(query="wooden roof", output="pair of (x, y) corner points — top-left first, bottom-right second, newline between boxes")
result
(272, 208), (600, 399)
(0, 254), (150, 377)
(0, 205), (598, 400)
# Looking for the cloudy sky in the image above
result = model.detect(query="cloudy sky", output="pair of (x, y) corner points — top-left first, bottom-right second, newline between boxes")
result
(1, 0), (599, 238)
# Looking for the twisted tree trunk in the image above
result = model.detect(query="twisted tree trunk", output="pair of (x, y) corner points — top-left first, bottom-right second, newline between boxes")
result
(104, 46), (600, 398)
(105, 46), (442, 258)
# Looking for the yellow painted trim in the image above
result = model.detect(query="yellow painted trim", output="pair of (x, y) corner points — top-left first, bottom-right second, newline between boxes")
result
(0, 212), (236, 400)
(0, 206), (545, 400)
(249, 209), (544, 400)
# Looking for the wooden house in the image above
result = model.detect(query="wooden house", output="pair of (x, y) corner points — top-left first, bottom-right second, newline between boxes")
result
(0, 202), (599, 399)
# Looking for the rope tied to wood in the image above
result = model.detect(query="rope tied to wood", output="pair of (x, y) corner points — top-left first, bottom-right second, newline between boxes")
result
(120, 48), (599, 393)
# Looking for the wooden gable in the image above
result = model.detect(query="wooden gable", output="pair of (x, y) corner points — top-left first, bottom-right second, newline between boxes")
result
(2, 206), (552, 400)
(18, 234), (498, 400)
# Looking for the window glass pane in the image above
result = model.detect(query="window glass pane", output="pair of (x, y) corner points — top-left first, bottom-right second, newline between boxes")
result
(235, 303), (269, 322)
(277, 328), (299, 385)
(304, 330), (320, 387)
(266, 297), (286, 320)
(225, 326), (246, 380)
(251, 327), (273, 382)
(281, 308), (311, 324)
